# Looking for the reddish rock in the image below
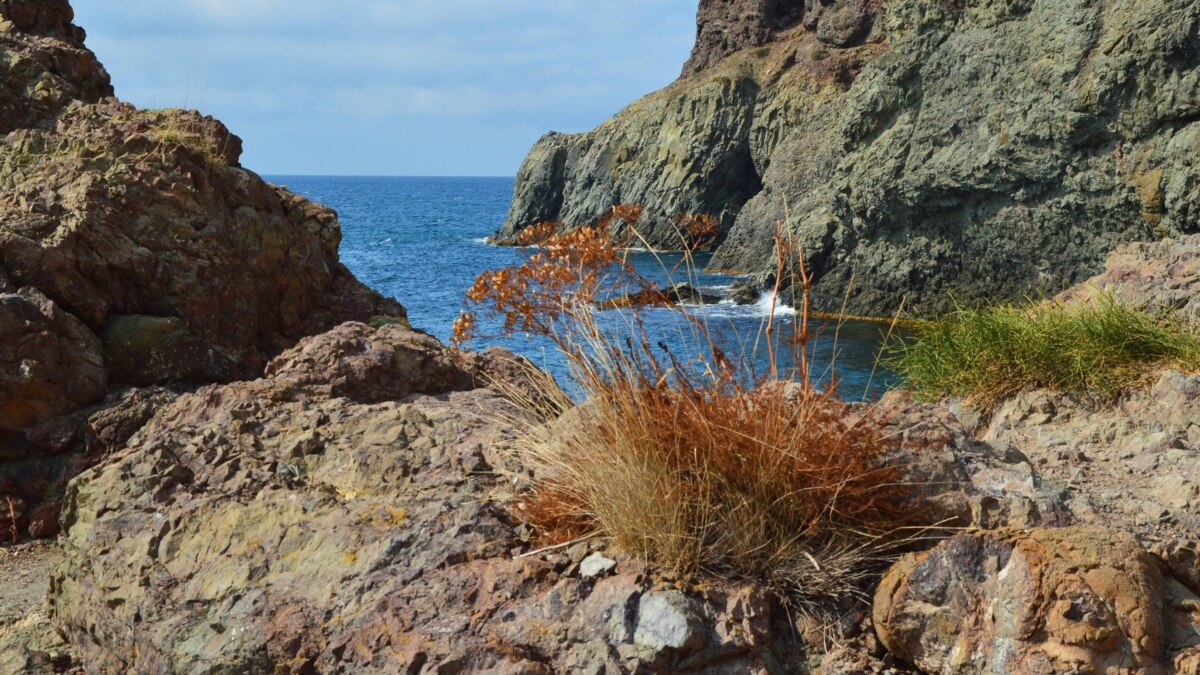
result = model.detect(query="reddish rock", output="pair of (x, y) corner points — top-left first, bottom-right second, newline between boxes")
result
(50, 323), (804, 673)
(25, 501), (60, 539)
(874, 528), (1199, 674)
(0, 288), (105, 432)
(0, 0), (112, 133)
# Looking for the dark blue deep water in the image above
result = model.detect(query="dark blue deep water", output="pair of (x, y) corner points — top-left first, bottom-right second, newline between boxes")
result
(270, 176), (900, 400)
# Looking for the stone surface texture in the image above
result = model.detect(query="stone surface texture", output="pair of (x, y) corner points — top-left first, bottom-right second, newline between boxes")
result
(48, 323), (807, 674)
(0, 0), (403, 541)
(501, 0), (1200, 316)
(874, 527), (1200, 675)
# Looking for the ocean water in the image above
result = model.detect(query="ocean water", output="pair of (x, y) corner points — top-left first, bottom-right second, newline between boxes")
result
(269, 176), (901, 400)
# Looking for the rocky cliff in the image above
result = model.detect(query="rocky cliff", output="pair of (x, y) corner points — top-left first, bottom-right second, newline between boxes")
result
(0, 0), (403, 541)
(499, 0), (1200, 316)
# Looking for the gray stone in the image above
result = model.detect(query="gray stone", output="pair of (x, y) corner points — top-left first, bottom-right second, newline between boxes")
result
(501, 0), (1200, 317)
(579, 552), (617, 579)
(633, 591), (708, 653)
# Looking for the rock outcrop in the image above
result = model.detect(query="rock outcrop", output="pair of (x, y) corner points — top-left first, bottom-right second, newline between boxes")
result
(41, 316), (1093, 673)
(48, 323), (813, 673)
(0, 0), (403, 540)
(0, 0), (112, 134)
(1060, 233), (1200, 320)
(501, 0), (1200, 316)
(0, 288), (105, 432)
(874, 528), (1200, 674)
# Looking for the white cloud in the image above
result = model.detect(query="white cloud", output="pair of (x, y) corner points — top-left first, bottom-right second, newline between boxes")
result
(72, 0), (697, 174)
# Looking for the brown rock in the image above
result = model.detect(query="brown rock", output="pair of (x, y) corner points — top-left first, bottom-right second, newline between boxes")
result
(50, 323), (804, 673)
(0, 101), (404, 388)
(0, 288), (105, 432)
(0, 0), (111, 133)
(877, 390), (1072, 530)
(263, 322), (480, 402)
(25, 501), (60, 539)
(816, 1), (874, 47)
(83, 386), (180, 459)
(1058, 234), (1200, 320)
(874, 528), (1198, 674)
(981, 369), (1200, 542)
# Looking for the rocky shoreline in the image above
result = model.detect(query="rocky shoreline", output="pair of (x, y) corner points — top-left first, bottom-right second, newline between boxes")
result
(499, 0), (1200, 317)
(1, 1), (1199, 673)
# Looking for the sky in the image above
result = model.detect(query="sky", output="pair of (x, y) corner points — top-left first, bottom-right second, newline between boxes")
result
(71, 1), (697, 177)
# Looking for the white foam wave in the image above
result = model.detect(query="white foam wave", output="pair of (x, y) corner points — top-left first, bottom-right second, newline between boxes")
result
(754, 291), (797, 317)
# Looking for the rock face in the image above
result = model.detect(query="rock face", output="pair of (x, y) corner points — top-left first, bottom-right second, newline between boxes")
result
(0, 288), (105, 432)
(0, 0), (404, 540)
(1059, 233), (1200, 320)
(0, 0), (112, 133)
(502, 0), (1200, 316)
(874, 527), (1200, 674)
(49, 323), (807, 673)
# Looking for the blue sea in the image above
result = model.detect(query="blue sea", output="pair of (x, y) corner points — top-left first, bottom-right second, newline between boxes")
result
(269, 176), (901, 400)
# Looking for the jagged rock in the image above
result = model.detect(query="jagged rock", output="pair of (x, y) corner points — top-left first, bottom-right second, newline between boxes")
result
(497, 75), (768, 249)
(49, 323), (805, 673)
(504, 0), (1200, 316)
(0, 0), (406, 537)
(0, 101), (403, 386)
(261, 322), (489, 402)
(0, 0), (112, 133)
(976, 369), (1200, 543)
(1059, 234), (1200, 320)
(580, 552), (617, 579)
(0, 288), (105, 432)
(633, 591), (708, 653)
(873, 527), (1200, 674)
(878, 391), (1072, 531)
(667, 283), (724, 306)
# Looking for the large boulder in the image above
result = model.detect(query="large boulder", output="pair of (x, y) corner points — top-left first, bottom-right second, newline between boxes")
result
(0, 101), (404, 385)
(48, 323), (807, 673)
(874, 527), (1200, 674)
(0, 288), (104, 432)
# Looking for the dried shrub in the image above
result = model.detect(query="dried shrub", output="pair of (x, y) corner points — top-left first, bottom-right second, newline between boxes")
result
(675, 213), (721, 251)
(458, 217), (922, 611)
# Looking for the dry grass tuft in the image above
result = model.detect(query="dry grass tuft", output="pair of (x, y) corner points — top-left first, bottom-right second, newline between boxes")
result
(458, 212), (923, 612)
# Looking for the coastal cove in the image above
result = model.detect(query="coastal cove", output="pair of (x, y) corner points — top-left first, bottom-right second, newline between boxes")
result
(271, 175), (903, 400)
(6, 1), (1200, 672)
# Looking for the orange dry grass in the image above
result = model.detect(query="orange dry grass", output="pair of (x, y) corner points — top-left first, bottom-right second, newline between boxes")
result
(459, 211), (921, 608)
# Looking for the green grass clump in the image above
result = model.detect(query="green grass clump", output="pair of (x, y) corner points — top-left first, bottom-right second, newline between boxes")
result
(890, 296), (1200, 405)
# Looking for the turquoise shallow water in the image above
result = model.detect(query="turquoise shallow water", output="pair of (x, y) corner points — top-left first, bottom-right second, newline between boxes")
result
(269, 176), (901, 400)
